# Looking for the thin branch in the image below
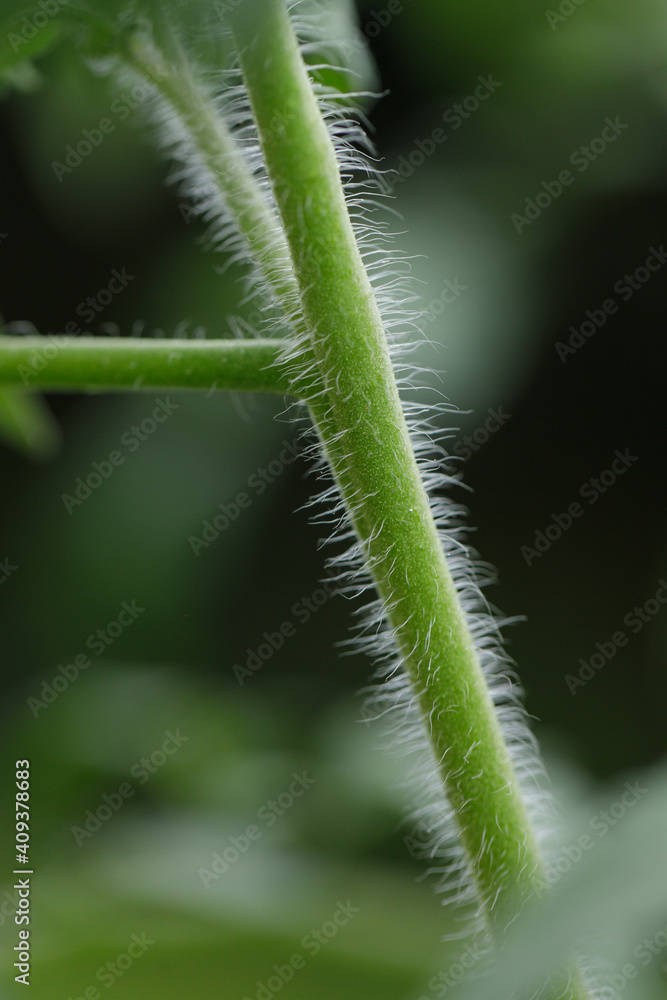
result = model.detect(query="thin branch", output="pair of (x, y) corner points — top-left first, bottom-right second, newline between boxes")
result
(0, 337), (295, 395)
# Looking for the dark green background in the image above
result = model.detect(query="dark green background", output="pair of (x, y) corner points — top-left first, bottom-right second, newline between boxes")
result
(0, 1), (666, 997)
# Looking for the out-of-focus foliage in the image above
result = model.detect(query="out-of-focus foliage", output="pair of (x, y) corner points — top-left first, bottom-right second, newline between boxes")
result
(1, 0), (667, 995)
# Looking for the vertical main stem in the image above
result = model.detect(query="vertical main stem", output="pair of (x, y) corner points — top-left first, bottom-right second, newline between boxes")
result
(228, 0), (552, 939)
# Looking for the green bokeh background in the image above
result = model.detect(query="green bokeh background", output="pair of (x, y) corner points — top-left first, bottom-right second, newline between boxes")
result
(1, 0), (667, 997)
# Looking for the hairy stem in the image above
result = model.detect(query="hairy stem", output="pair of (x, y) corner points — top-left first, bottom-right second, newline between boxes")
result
(0, 338), (292, 394)
(227, 0), (582, 974)
(117, 17), (355, 546)
(119, 24), (299, 312)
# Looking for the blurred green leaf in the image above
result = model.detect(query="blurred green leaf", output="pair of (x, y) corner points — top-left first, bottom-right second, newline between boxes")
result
(0, 20), (63, 92)
(0, 387), (60, 459)
(450, 767), (667, 1000)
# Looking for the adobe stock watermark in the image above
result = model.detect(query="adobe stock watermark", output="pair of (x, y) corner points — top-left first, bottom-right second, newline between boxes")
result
(51, 72), (169, 182)
(62, 932), (154, 999)
(0, 886), (23, 929)
(511, 116), (628, 234)
(402, 817), (433, 860)
(240, 900), (359, 1000)
(213, 0), (410, 59)
(61, 397), (179, 514)
(565, 579), (667, 694)
(421, 277), (469, 325)
(416, 940), (487, 1000)
(533, 780), (648, 898)
(520, 448), (637, 566)
(556, 245), (667, 362)
(0, 557), (18, 585)
(7, 0), (70, 54)
(198, 771), (316, 887)
(344, 0), (412, 54)
(177, 111), (294, 223)
(384, 74), (501, 190)
(27, 600), (145, 716)
(233, 572), (337, 684)
(71, 729), (189, 846)
(601, 920), (667, 998)
(189, 437), (301, 555)
(16, 267), (136, 386)
(446, 406), (511, 464)
(545, 0), (587, 30)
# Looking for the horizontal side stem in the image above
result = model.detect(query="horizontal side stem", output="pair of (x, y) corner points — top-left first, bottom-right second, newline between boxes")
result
(0, 338), (294, 395)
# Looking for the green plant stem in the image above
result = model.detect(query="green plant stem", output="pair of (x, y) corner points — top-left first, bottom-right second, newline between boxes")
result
(227, 4), (585, 981)
(119, 25), (299, 312)
(0, 338), (292, 394)
(117, 19), (355, 550)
